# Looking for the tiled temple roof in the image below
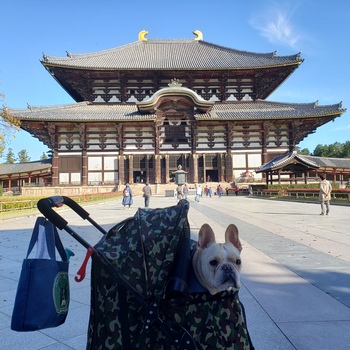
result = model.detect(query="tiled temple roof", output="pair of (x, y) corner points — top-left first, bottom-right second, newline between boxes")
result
(9, 103), (156, 121)
(41, 38), (303, 70)
(8, 100), (344, 122)
(256, 151), (350, 173)
(304, 155), (350, 169)
(196, 100), (344, 120)
(0, 159), (52, 177)
(256, 151), (320, 173)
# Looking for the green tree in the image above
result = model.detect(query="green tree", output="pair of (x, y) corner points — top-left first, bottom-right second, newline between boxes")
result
(341, 141), (350, 158)
(18, 149), (31, 163)
(5, 148), (16, 163)
(312, 142), (349, 158)
(328, 142), (343, 157)
(312, 144), (327, 157)
(40, 152), (48, 160)
(0, 87), (20, 155)
(298, 148), (310, 155)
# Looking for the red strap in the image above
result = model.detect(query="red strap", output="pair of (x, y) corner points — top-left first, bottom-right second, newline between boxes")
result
(75, 246), (94, 282)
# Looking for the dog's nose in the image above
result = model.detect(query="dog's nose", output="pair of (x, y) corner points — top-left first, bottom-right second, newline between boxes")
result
(222, 264), (233, 272)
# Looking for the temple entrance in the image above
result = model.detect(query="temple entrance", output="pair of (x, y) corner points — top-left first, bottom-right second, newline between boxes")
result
(133, 171), (146, 183)
(205, 170), (218, 182)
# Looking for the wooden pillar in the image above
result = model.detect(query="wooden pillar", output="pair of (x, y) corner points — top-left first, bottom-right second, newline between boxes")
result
(191, 154), (198, 183)
(203, 153), (206, 182)
(52, 149), (59, 186)
(82, 150), (88, 186)
(118, 155), (125, 184)
(261, 123), (269, 166)
(165, 154), (170, 183)
(155, 154), (161, 184)
(225, 152), (233, 183)
(128, 155), (133, 184)
(146, 155), (150, 183)
(218, 153), (225, 182)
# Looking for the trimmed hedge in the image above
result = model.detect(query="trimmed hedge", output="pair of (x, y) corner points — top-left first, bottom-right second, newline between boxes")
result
(0, 192), (121, 213)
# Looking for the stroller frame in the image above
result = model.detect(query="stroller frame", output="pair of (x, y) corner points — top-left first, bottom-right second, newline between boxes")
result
(37, 196), (254, 350)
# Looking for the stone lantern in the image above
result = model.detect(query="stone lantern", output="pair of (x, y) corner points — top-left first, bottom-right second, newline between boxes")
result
(173, 165), (187, 186)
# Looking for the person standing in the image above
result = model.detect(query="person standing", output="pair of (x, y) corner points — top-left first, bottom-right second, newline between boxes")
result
(248, 185), (253, 196)
(142, 182), (152, 208)
(122, 183), (133, 210)
(207, 187), (212, 198)
(182, 183), (189, 199)
(195, 184), (202, 202)
(319, 174), (332, 215)
(217, 184), (223, 198)
(176, 185), (183, 201)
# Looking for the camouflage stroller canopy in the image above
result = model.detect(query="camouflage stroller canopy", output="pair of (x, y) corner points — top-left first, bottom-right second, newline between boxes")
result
(94, 199), (190, 299)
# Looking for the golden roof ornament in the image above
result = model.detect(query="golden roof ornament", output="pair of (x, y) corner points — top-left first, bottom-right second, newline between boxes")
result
(138, 30), (148, 41)
(193, 30), (203, 41)
(168, 78), (182, 87)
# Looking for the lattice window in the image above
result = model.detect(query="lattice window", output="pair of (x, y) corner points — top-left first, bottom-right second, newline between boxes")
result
(164, 121), (187, 144)
(133, 156), (146, 170)
(205, 155), (218, 168)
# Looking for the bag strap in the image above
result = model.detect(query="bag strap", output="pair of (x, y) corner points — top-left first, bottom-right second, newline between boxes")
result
(43, 219), (57, 260)
(26, 217), (47, 257)
(46, 219), (68, 262)
(27, 217), (68, 262)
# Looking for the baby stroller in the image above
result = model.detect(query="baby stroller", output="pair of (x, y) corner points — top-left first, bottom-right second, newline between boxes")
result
(37, 196), (254, 350)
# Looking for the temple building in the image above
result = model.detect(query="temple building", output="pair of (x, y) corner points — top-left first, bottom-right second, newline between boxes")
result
(8, 30), (346, 186)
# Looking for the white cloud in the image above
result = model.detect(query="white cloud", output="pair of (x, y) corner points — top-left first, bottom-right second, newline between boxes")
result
(250, 5), (300, 49)
(334, 125), (350, 131)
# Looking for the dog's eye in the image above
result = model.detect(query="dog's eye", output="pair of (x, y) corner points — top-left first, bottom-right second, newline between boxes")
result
(236, 259), (241, 265)
(210, 259), (218, 267)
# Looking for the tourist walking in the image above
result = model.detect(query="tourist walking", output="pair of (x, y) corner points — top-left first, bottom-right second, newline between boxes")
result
(207, 187), (212, 198)
(122, 183), (133, 209)
(142, 182), (152, 208)
(319, 174), (332, 215)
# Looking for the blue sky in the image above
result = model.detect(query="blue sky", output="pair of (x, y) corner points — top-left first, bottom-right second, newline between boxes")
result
(1, 0), (349, 161)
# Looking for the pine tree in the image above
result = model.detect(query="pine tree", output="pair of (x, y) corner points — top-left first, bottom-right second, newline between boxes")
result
(5, 148), (16, 163)
(18, 149), (31, 163)
(40, 152), (48, 160)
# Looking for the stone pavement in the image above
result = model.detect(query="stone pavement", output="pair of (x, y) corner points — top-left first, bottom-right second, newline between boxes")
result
(1, 194), (350, 349)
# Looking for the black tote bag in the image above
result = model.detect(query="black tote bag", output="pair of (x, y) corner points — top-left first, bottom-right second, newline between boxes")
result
(11, 217), (70, 332)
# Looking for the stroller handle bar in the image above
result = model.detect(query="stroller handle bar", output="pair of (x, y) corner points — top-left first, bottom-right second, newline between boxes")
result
(37, 196), (90, 230)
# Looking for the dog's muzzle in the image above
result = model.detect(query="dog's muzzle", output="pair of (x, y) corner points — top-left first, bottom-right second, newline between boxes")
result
(220, 264), (238, 287)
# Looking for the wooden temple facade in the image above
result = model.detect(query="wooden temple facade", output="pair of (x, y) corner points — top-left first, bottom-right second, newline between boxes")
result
(256, 151), (350, 185)
(8, 30), (346, 186)
(0, 160), (52, 193)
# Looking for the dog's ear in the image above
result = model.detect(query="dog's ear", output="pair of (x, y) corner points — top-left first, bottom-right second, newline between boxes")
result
(197, 224), (216, 249)
(225, 224), (242, 252)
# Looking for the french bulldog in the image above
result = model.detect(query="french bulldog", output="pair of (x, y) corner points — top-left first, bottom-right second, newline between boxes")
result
(192, 223), (242, 295)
